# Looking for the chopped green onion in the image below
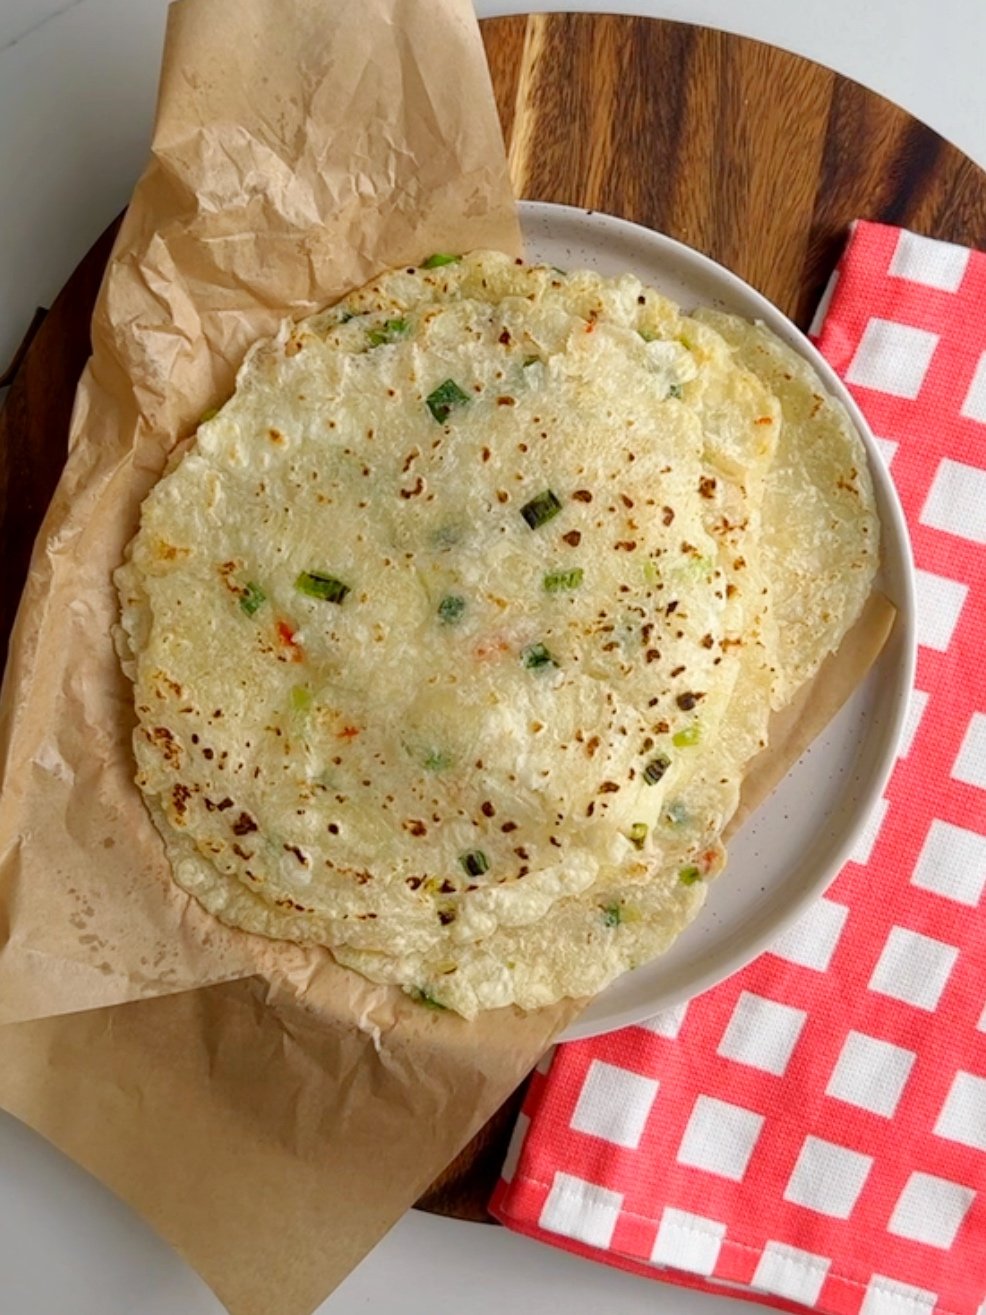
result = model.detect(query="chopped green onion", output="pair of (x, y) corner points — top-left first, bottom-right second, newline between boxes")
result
(290, 686), (312, 711)
(679, 865), (702, 885)
(438, 594), (466, 625)
(239, 581), (266, 616)
(629, 823), (648, 850)
(638, 328), (659, 343)
(673, 724), (700, 747)
(409, 987), (448, 1009)
(601, 902), (622, 927)
(522, 355), (541, 368)
(337, 309), (355, 323)
(521, 642), (557, 670)
(668, 383), (684, 399)
(199, 406), (219, 424)
(643, 560), (661, 585)
(520, 489), (562, 530)
(295, 571), (350, 604)
(367, 317), (410, 347)
(431, 523), (463, 548)
(426, 378), (470, 423)
(551, 266), (567, 276)
(642, 754), (671, 785)
(424, 749), (453, 772)
(543, 567), (584, 593)
(421, 253), (461, 269)
(460, 849), (489, 878)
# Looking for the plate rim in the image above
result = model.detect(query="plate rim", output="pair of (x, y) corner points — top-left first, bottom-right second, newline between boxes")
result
(514, 200), (917, 1042)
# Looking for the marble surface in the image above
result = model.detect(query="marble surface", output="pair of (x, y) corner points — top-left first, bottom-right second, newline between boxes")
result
(1, 2), (985, 1313)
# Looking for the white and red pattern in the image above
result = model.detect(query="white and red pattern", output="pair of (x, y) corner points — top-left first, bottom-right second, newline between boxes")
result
(491, 222), (986, 1315)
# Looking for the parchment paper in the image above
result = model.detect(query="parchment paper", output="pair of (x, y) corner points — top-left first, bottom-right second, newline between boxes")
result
(0, 1), (894, 1310)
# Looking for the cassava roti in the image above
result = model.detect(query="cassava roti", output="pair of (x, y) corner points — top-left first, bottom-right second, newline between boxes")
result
(115, 251), (877, 1015)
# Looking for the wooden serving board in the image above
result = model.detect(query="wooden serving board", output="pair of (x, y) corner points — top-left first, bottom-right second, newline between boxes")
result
(2, 13), (985, 1223)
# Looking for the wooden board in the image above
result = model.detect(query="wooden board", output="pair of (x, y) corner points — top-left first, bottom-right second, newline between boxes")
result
(2, 12), (985, 1223)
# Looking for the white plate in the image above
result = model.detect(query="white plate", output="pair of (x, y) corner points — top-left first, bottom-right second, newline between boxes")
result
(519, 201), (916, 1043)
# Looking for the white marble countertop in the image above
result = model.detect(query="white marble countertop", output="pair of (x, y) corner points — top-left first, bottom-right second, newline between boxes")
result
(1, 2), (985, 1313)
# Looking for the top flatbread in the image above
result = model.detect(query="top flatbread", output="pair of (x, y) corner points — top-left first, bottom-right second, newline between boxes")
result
(116, 251), (877, 1015)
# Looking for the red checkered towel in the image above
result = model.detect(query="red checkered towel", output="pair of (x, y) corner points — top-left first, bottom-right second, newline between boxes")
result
(491, 222), (986, 1315)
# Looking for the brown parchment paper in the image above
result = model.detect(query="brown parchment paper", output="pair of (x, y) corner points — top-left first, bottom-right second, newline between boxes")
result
(0, 0), (895, 1310)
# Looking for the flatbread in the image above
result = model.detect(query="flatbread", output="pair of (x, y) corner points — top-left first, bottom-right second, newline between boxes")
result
(115, 251), (876, 1015)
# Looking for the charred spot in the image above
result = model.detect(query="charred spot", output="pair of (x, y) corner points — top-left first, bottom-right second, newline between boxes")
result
(403, 819), (428, 837)
(661, 506), (675, 526)
(500, 821), (518, 833)
(676, 691), (704, 711)
(171, 783), (191, 818)
(562, 530), (582, 547)
(698, 476), (717, 499)
(283, 843), (309, 866)
(572, 489), (593, 503)
(232, 812), (258, 836)
(598, 781), (620, 794)
(481, 801), (496, 818)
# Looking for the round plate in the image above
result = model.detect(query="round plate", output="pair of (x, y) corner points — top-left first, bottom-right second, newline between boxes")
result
(519, 201), (917, 1043)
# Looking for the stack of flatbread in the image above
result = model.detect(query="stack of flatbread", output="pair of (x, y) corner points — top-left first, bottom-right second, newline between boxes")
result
(115, 252), (878, 1016)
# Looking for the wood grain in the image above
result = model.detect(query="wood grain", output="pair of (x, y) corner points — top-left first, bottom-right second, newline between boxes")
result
(2, 11), (985, 1222)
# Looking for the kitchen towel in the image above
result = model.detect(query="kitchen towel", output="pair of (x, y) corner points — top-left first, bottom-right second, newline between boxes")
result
(491, 221), (986, 1315)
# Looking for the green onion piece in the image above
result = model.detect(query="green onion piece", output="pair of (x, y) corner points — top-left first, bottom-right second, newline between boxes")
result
(199, 406), (219, 424)
(638, 328), (659, 343)
(643, 754), (671, 785)
(520, 489), (562, 530)
(295, 571), (350, 604)
(438, 594), (466, 625)
(460, 849), (489, 878)
(424, 749), (453, 772)
(239, 582), (266, 616)
(338, 309), (355, 323)
(543, 567), (584, 593)
(426, 378), (470, 423)
(290, 686), (312, 711)
(421, 253), (461, 269)
(551, 266), (567, 275)
(521, 641), (557, 670)
(668, 383), (684, 399)
(431, 523), (463, 548)
(643, 560), (661, 585)
(522, 355), (541, 368)
(679, 865), (702, 885)
(409, 987), (448, 1010)
(601, 902), (622, 927)
(629, 823), (648, 850)
(673, 724), (700, 747)
(664, 800), (689, 826)
(367, 317), (410, 347)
